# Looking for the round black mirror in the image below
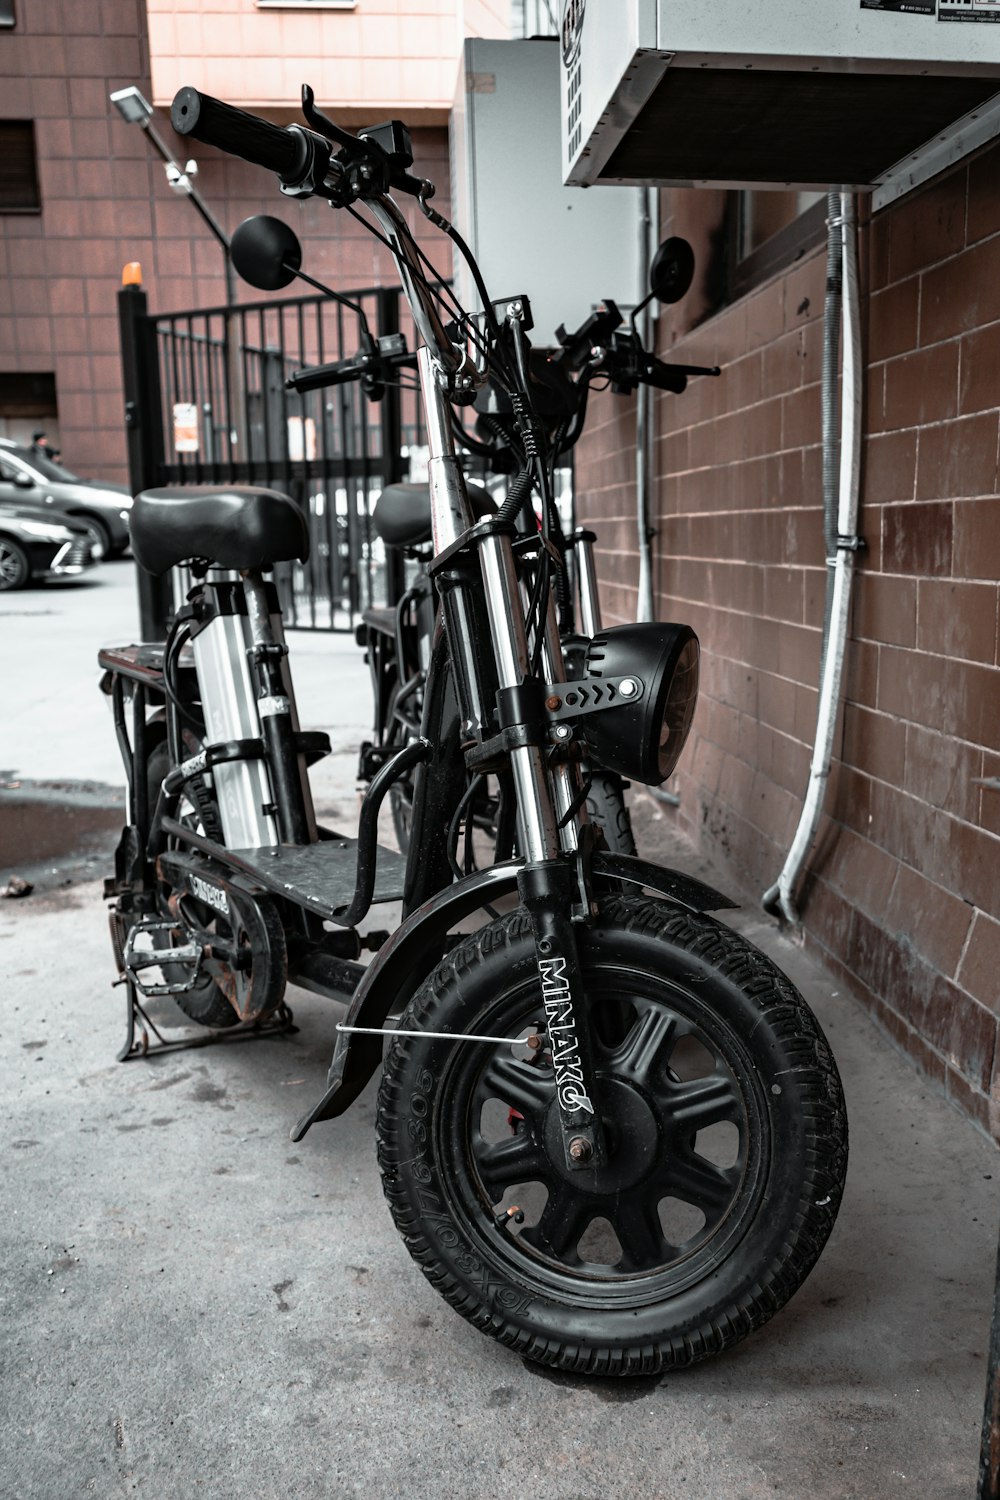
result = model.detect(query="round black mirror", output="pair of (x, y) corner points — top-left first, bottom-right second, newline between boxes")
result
(231, 215), (302, 291)
(649, 236), (695, 305)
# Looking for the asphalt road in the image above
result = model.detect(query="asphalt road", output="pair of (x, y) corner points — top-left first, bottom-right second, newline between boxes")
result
(1, 557), (997, 1498)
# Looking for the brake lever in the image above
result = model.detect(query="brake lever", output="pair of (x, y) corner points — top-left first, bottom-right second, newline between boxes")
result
(301, 84), (363, 155)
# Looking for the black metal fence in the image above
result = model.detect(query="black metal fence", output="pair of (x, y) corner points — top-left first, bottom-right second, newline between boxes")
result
(119, 280), (430, 636)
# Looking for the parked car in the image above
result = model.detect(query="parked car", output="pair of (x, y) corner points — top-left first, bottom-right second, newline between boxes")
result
(0, 439), (132, 559)
(0, 505), (95, 592)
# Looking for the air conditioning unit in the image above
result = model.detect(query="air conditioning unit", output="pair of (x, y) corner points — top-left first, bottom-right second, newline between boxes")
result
(561, 0), (1000, 205)
(451, 38), (642, 343)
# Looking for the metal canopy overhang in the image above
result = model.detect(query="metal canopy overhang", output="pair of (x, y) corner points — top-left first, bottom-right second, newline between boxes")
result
(563, 0), (1000, 206)
(593, 64), (1000, 199)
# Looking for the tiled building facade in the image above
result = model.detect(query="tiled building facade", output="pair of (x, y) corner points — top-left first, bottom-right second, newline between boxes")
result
(575, 158), (1000, 1143)
(0, 0), (500, 481)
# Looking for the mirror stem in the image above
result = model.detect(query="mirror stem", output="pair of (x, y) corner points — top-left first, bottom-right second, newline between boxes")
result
(282, 262), (374, 346)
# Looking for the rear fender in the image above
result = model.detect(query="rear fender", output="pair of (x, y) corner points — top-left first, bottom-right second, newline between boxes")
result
(291, 852), (736, 1140)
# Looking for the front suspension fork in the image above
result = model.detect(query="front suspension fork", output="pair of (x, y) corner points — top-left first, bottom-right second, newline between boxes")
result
(477, 531), (604, 1169)
(420, 360), (603, 1170)
(519, 857), (606, 1170)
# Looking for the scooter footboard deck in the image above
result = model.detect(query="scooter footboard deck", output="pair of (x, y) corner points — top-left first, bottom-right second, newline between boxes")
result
(161, 818), (405, 924)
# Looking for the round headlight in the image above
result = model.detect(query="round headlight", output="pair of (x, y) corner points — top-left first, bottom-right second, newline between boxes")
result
(580, 622), (699, 786)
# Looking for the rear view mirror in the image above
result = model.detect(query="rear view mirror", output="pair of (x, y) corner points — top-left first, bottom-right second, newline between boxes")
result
(13, 471), (34, 489)
(649, 237), (695, 305)
(231, 215), (302, 291)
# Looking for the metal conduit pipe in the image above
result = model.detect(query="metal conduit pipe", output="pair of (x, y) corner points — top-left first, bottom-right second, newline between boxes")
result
(636, 185), (659, 625)
(821, 190), (844, 566)
(636, 189), (682, 809)
(763, 192), (863, 925)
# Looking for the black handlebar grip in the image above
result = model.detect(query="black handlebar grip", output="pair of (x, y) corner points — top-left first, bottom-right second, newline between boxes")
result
(286, 358), (362, 394)
(171, 87), (306, 181)
(287, 347), (418, 393)
(644, 360), (688, 394)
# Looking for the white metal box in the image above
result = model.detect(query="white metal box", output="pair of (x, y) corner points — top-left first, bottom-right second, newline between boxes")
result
(451, 38), (642, 343)
(561, 0), (1000, 203)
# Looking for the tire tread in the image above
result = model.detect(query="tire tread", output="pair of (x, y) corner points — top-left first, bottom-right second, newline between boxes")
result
(377, 897), (847, 1375)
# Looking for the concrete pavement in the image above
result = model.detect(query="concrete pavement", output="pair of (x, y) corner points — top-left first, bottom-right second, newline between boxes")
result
(1, 558), (997, 1499)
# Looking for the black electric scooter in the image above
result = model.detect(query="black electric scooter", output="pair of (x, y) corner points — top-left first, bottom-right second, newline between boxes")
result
(98, 83), (847, 1376)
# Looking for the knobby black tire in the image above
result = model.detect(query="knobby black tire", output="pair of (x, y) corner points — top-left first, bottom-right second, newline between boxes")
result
(585, 769), (637, 856)
(376, 895), (847, 1376)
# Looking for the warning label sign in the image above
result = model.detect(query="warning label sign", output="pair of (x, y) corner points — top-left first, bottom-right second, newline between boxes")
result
(939, 0), (1000, 19)
(861, 0), (934, 12)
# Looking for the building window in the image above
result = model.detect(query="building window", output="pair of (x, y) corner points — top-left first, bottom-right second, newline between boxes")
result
(729, 190), (826, 301)
(0, 1), (15, 28)
(0, 122), (41, 212)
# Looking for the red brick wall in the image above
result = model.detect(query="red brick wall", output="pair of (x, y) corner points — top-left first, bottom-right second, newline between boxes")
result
(0, 0), (450, 485)
(575, 160), (1000, 1142)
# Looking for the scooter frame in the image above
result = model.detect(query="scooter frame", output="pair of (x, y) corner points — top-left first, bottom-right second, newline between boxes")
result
(101, 188), (735, 1173)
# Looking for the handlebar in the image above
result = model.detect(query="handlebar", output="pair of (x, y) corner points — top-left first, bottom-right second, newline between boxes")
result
(596, 334), (721, 396)
(171, 87), (328, 187)
(171, 86), (428, 200)
(287, 345), (417, 395)
(170, 85), (471, 383)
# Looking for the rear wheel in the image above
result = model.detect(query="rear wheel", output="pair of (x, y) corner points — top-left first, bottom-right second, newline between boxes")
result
(0, 537), (30, 592)
(377, 896), (847, 1375)
(384, 680), (422, 853)
(146, 738), (239, 1029)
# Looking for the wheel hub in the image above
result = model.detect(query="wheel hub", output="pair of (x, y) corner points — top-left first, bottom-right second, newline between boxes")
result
(541, 1074), (661, 1195)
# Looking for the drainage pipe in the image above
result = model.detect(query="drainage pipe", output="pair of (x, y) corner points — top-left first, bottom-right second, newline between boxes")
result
(636, 185), (658, 624)
(637, 189), (682, 807)
(763, 192), (863, 925)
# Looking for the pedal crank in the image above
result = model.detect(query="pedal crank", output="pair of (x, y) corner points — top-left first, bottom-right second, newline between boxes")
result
(122, 919), (205, 997)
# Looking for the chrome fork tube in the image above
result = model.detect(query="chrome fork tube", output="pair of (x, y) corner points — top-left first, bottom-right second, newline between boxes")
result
(418, 346), (475, 552)
(479, 534), (560, 864)
(575, 532), (603, 638)
(416, 341), (561, 865)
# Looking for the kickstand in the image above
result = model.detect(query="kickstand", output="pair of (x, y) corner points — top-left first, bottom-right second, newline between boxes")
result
(116, 978), (297, 1061)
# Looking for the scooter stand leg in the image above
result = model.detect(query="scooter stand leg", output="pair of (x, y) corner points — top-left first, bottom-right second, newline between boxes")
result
(115, 980), (297, 1061)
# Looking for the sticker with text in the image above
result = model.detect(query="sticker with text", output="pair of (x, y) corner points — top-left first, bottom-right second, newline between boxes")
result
(862, 0), (935, 13)
(939, 0), (1000, 20)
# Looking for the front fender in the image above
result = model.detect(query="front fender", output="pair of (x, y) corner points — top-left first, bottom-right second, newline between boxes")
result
(290, 852), (736, 1140)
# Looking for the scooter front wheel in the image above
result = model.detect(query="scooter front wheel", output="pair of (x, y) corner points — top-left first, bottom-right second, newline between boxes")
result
(376, 896), (847, 1375)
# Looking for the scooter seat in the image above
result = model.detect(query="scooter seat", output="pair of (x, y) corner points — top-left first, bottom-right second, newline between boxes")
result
(372, 481), (494, 548)
(130, 486), (309, 575)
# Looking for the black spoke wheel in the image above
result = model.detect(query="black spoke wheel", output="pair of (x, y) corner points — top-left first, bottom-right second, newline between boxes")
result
(377, 896), (847, 1375)
(144, 732), (281, 1026)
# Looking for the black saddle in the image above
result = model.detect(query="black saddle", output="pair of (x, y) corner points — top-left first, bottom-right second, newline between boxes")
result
(130, 486), (309, 575)
(372, 481), (494, 548)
